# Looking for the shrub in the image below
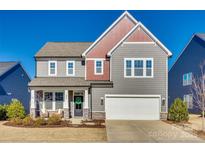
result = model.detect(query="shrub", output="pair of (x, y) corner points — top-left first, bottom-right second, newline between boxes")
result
(7, 99), (26, 119)
(34, 117), (47, 126)
(10, 117), (23, 125)
(0, 105), (8, 120)
(168, 98), (189, 122)
(22, 116), (34, 126)
(47, 114), (61, 125)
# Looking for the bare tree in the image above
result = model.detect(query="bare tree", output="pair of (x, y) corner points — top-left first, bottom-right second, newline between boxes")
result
(191, 61), (205, 131)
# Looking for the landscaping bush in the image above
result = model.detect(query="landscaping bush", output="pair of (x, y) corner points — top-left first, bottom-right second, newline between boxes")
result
(22, 116), (35, 126)
(34, 117), (47, 126)
(7, 99), (26, 119)
(168, 98), (189, 122)
(0, 105), (8, 120)
(47, 114), (61, 125)
(10, 117), (23, 125)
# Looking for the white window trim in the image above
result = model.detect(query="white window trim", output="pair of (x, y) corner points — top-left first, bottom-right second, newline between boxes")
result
(124, 58), (154, 78)
(94, 59), (104, 75)
(48, 61), (57, 76)
(183, 94), (193, 109)
(66, 61), (75, 76)
(183, 72), (192, 86)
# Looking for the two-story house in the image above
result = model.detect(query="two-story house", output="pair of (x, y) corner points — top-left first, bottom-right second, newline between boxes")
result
(29, 11), (172, 120)
(169, 34), (205, 113)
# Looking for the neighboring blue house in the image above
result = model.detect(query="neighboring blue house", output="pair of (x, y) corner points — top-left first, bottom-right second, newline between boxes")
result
(169, 34), (205, 113)
(0, 62), (31, 113)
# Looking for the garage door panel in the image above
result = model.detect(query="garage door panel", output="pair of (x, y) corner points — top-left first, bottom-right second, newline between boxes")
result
(105, 96), (160, 120)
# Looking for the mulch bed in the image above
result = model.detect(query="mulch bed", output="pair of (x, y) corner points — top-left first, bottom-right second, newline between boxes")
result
(3, 121), (105, 128)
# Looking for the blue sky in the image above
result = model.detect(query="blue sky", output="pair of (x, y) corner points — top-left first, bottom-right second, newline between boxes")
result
(0, 10), (205, 79)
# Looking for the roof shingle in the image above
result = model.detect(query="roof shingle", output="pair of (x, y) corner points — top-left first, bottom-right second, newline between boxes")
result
(35, 42), (93, 58)
(0, 62), (18, 77)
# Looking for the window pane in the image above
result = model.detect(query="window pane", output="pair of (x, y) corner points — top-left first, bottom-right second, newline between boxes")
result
(96, 67), (102, 73)
(45, 101), (52, 110)
(134, 60), (143, 68)
(146, 69), (152, 76)
(50, 68), (55, 74)
(146, 60), (152, 68)
(96, 61), (102, 67)
(56, 101), (63, 110)
(126, 60), (132, 68)
(126, 69), (132, 76)
(68, 62), (73, 68)
(50, 63), (55, 68)
(68, 69), (73, 75)
(135, 69), (143, 76)
(55, 92), (64, 101)
(44, 92), (53, 101)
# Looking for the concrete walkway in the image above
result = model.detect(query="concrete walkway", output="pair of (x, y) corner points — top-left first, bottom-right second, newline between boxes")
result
(106, 120), (204, 143)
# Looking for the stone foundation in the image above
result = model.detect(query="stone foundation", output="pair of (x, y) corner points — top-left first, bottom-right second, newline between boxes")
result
(160, 112), (168, 120)
(83, 108), (89, 119)
(90, 112), (105, 120)
(63, 108), (70, 119)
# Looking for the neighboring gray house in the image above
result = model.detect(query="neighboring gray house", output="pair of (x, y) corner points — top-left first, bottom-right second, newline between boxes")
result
(29, 11), (172, 120)
(169, 34), (205, 113)
(0, 62), (31, 112)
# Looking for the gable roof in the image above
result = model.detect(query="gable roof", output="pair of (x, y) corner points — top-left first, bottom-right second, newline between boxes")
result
(107, 22), (172, 57)
(0, 62), (19, 77)
(35, 42), (93, 58)
(169, 33), (205, 72)
(82, 11), (138, 57)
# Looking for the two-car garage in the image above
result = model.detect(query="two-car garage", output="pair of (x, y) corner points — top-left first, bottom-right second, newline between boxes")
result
(105, 95), (161, 120)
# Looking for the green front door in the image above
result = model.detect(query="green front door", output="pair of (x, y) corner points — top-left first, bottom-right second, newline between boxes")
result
(74, 96), (83, 116)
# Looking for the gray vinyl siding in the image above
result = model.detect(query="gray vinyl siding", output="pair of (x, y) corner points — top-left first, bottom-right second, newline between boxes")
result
(92, 43), (168, 112)
(36, 60), (85, 77)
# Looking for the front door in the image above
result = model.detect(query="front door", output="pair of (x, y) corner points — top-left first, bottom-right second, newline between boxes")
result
(74, 96), (83, 116)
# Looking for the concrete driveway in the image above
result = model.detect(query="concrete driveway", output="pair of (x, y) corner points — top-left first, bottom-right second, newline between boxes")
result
(106, 120), (204, 142)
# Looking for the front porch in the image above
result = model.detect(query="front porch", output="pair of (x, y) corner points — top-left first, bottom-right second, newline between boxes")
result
(30, 88), (90, 119)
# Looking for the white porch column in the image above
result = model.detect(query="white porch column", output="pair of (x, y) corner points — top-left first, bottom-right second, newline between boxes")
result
(30, 90), (36, 118)
(83, 89), (89, 119)
(84, 89), (88, 108)
(63, 90), (69, 119)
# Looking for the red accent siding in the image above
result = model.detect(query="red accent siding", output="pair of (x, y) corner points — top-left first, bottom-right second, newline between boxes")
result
(86, 16), (136, 80)
(87, 16), (135, 58)
(126, 27), (153, 42)
(86, 60), (110, 81)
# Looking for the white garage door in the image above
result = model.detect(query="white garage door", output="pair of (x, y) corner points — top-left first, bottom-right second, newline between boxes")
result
(105, 95), (160, 120)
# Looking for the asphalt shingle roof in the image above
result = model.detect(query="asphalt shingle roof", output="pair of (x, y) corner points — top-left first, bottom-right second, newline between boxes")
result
(35, 42), (93, 58)
(0, 62), (18, 77)
(28, 77), (112, 87)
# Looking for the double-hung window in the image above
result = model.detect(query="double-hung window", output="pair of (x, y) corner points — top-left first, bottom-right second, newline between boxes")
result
(66, 61), (75, 76)
(124, 58), (153, 78)
(183, 94), (193, 109)
(95, 60), (103, 75)
(134, 60), (143, 76)
(183, 72), (192, 86)
(48, 61), (57, 76)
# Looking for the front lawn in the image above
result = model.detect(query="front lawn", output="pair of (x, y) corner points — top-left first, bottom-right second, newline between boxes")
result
(0, 121), (107, 142)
